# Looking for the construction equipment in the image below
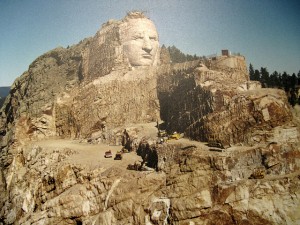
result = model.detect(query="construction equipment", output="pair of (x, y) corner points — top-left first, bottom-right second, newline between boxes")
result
(208, 141), (225, 149)
(121, 147), (129, 153)
(114, 151), (123, 160)
(127, 161), (142, 171)
(169, 132), (181, 140)
(158, 130), (167, 138)
(249, 168), (265, 179)
(104, 150), (112, 158)
(207, 134), (230, 149)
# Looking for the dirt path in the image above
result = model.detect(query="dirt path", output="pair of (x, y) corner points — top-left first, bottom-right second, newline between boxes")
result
(28, 139), (141, 170)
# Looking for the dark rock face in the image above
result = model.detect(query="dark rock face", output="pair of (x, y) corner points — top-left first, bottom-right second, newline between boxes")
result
(157, 68), (214, 134)
(157, 62), (297, 147)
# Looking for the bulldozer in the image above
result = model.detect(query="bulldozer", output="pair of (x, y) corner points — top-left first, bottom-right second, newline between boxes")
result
(207, 134), (230, 149)
(169, 132), (181, 140)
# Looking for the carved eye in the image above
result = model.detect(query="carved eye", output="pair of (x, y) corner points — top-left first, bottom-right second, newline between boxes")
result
(133, 36), (143, 40)
(150, 36), (157, 41)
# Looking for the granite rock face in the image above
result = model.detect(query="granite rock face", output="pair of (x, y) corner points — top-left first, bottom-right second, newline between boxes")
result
(0, 140), (299, 225)
(55, 68), (161, 139)
(0, 42), (90, 146)
(157, 61), (297, 147)
(0, 12), (300, 225)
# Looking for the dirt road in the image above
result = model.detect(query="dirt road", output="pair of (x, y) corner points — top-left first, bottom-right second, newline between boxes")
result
(29, 139), (142, 170)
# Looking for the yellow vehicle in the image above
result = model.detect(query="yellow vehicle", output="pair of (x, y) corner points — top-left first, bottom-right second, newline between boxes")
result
(158, 130), (167, 138)
(169, 132), (181, 140)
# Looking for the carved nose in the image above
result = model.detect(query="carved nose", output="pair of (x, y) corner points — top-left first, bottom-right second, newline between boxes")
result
(142, 36), (152, 53)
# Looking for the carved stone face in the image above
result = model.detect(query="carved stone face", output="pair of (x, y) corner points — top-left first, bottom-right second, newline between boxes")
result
(121, 18), (159, 67)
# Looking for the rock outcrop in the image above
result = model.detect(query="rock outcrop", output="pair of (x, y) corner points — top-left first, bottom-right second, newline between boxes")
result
(157, 61), (297, 147)
(0, 139), (299, 225)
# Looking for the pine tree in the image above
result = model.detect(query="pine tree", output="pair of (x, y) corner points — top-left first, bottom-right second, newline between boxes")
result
(166, 45), (200, 63)
(269, 71), (280, 87)
(253, 69), (260, 81)
(249, 64), (255, 80)
(168, 45), (186, 63)
(160, 45), (171, 64)
(291, 73), (297, 89)
(289, 89), (297, 107)
(281, 72), (289, 91)
(260, 67), (269, 87)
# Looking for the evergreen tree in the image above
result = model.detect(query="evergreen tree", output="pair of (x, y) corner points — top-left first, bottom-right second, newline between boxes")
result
(166, 45), (200, 63)
(289, 89), (297, 107)
(269, 71), (280, 87)
(186, 54), (193, 61)
(281, 72), (289, 91)
(278, 73), (283, 87)
(160, 44), (171, 64)
(253, 69), (260, 81)
(248, 64), (299, 106)
(260, 67), (269, 87)
(290, 73), (297, 89)
(249, 64), (255, 80)
(167, 45), (186, 63)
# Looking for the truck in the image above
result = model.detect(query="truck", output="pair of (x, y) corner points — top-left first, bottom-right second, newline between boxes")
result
(104, 150), (112, 158)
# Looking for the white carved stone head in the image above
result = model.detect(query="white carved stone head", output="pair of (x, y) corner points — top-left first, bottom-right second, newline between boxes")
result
(120, 12), (160, 67)
(83, 12), (160, 80)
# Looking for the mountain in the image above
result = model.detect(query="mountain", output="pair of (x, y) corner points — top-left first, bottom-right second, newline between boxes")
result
(0, 12), (299, 225)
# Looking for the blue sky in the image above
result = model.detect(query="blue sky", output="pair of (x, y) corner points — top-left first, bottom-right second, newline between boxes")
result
(0, 0), (299, 86)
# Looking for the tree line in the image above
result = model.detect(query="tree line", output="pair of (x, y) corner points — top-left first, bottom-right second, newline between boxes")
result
(162, 45), (202, 63)
(249, 64), (300, 106)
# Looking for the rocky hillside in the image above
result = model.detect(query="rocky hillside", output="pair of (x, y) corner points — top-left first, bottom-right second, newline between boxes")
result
(157, 62), (297, 148)
(0, 12), (299, 225)
(0, 137), (299, 224)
